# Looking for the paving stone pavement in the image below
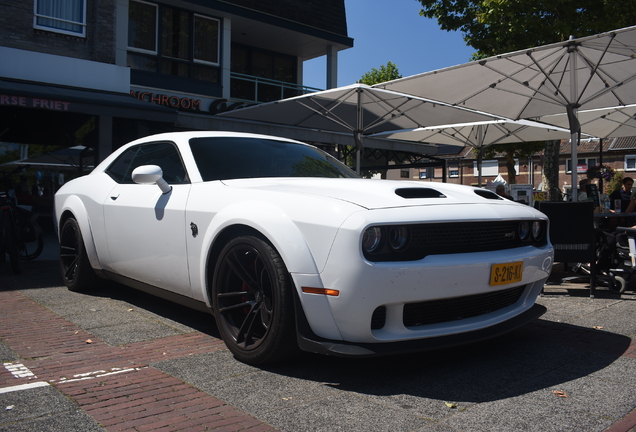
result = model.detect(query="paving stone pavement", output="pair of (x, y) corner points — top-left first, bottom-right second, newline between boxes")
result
(1, 258), (636, 432)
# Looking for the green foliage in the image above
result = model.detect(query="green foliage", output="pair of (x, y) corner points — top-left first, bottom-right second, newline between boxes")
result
(606, 171), (624, 194)
(0, 149), (20, 166)
(358, 61), (402, 85)
(416, 0), (636, 58)
(586, 164), (616, 181)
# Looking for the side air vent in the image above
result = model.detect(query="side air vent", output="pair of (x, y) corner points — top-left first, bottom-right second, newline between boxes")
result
(395, 188), (446, 199)
(474, 189), (502, 200)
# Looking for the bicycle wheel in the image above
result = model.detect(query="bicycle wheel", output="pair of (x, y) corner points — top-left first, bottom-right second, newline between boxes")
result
(5, 218), (21, 274)
(19, 220), (44, 260)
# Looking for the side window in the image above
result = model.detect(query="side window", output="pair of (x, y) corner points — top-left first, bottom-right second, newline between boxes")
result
(105, 142), (189, 184)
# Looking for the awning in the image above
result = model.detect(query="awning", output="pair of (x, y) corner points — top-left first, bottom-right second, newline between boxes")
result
(0, 79), (178, 122)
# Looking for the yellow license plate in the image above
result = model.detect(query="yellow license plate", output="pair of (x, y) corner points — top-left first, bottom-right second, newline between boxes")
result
(489, 262), (524, 286)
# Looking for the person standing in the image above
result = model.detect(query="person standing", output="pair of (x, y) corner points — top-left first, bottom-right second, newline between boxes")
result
(610, 177), (634, 212)
(495, 184), (514, 200)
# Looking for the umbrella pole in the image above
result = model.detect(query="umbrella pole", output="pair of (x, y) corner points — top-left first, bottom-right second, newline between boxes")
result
(599, 138), (603, 193)
(356, 89), (362, 175)
(354, 131), (363, 175)
(569, 43), (579, 202)
(476, 125), (484, 187)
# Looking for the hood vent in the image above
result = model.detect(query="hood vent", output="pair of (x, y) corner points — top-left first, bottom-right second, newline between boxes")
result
(474, 189), (502, 200)
(395, 188), (446, 199)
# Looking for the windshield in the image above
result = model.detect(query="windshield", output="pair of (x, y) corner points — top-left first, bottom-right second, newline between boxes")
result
(189, 137), (359, 181)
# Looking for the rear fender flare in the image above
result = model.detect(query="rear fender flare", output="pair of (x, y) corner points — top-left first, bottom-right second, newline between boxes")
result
(57, 195), (102, 270)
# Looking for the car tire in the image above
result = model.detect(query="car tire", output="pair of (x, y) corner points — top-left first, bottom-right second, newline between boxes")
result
(212, 235), (297, 365)
(59, 217), (97, 292)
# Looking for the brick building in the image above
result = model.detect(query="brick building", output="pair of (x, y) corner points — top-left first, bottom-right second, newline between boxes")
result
(0, 0), (353, 163)
(387, 137), (636, 197)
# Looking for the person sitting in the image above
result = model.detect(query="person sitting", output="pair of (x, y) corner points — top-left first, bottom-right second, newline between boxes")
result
(610, 177), (634, 212)
(495, 184), (514, 200)
(578, 178), (593, 202)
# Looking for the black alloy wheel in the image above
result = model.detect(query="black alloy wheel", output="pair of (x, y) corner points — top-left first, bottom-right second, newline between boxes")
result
(212, 235), (296, 365)
(59, 217), (97, 292)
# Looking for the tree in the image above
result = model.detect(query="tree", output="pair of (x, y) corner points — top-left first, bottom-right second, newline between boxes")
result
(358, 61), (402, 85)
(416, 0), (636, 198)
(416, 0), (636, 59)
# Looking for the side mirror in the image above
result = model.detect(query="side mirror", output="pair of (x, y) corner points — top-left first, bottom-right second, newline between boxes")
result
(132, 165), (172, 194)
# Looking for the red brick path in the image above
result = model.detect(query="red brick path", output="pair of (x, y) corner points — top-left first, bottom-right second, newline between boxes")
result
(0, 290), (278, 432)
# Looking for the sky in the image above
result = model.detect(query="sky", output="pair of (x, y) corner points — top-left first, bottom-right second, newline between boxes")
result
(302, 0), (477, 90)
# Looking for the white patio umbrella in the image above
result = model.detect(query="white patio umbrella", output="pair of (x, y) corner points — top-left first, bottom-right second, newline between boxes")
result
(218, 83), (501, 173)
(539, 104), (636, 139)
(370, 119), (573, 186)
(375, 25), (636, 198)
(0, 145), (94, 172)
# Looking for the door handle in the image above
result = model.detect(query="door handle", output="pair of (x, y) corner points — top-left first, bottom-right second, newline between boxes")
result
(110, 193), (120, 200)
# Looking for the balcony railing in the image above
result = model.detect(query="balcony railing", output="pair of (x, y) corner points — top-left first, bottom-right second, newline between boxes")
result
(230, 72), (322, 103)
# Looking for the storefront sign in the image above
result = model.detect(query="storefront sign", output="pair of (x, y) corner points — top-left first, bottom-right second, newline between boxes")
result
(208, 99), (252, 114)
(130, 91), (201, 111)
(533, 191), (548, 202)
(0, 94), (70, 111)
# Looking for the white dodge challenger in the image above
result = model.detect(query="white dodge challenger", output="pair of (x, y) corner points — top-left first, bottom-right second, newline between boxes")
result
(54, 131), (553, 364)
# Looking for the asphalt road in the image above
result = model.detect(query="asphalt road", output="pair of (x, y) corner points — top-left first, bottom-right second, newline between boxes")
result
(1, 240), (636, 432)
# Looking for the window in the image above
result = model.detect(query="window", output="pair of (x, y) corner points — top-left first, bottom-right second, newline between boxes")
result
(231, 44), (298, 102)
(34, 0), (86, 37)
(473, 159), (520, 177)
(106, 142), (188, 184)
(626, 155), (636, 171)
(566, 158), (597, 174)
(127, 1), (220, 83)
(419, 167), (434, 179)
(401, 170), (410, 178)
(128, 0), (156, 53)
(474, 160), (499, 177)
(189, 138), (357, 181)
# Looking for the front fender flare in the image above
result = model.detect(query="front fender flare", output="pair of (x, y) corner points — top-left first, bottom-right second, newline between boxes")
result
(191, 200), (325, 303)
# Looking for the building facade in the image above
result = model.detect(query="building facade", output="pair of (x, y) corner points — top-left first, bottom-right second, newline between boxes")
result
(387, 137), (636, 197)
(0, 0), (353, 162)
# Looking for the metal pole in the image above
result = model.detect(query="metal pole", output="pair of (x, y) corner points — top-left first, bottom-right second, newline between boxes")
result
(476, 125), (484, 187)
(598, 138), (604, 193)
(569, 38), (579, 201)
(356, 88), (362, 175)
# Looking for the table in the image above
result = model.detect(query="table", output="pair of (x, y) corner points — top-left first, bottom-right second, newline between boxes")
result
(593, 212), (636, 231)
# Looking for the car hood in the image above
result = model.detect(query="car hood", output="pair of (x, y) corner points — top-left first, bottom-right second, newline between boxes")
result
(221, 178), (520, 210)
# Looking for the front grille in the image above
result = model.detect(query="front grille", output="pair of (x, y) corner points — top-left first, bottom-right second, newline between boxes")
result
(402, 285), (525, 327)
(410, 221), (537, 255)
(364, 220), (547, 262)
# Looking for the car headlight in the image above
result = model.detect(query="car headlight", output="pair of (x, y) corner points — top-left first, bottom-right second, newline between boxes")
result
(518, 221), (530, 241)
(362, 226), (383, 253)
(388, 226), (411, 251)
(532, 220), (543, 240)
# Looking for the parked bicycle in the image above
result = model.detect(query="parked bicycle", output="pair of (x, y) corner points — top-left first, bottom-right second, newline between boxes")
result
(1, 167), (44, 274)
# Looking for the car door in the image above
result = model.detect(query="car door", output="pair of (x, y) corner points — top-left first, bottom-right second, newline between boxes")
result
(102, 141), (192, 296)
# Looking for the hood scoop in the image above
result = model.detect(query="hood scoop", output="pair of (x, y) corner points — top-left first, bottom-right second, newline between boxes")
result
(474, 189), (502, 200)
(395, 188), (446, 199)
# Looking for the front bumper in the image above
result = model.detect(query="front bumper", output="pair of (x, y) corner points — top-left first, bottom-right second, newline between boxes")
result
(295, 300), (546, 357)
